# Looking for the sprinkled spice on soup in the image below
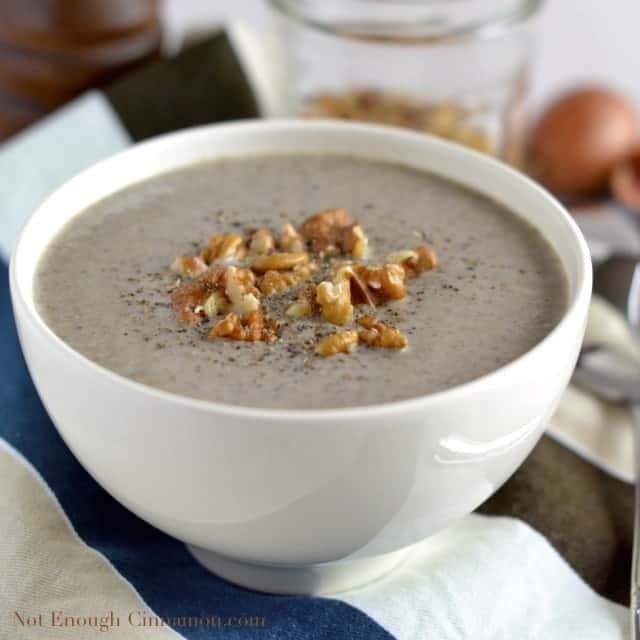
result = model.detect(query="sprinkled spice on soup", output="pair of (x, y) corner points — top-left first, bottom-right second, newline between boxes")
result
(35, 155), (568, 409)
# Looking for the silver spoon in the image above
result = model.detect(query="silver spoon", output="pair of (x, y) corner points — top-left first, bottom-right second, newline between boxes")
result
(571, 254), (640, 637)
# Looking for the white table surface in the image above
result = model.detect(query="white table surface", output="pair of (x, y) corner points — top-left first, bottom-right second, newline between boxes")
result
(163, 0), (640, 117)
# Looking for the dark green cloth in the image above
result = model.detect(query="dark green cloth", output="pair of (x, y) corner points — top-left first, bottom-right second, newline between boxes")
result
(481, 435), (633, 605)
(102, 32), (634, 606)
(105, 33), (259, 141)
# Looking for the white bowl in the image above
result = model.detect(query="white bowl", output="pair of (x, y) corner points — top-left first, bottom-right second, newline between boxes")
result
(10, 120), (591, 595)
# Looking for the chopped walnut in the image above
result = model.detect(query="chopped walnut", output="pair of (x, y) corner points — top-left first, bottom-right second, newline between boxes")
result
(388, 246), (438, 278)
(315, 331), (359, 357)
(278, 223), (306, 253)
(252, 252), (310, 273)
(171, 265), (261, 324)
(223, 266), (261, 315)
(411, 246), (438, 275)
(258, 262), (317, 296)
(293, 262), (318, 280)
(285, 299), (312, 319)
(335, 263), (407, 307)
(385, 249), (416, 267)
(169, 207), (438, 355)
(259, 270), (298, 296)
(362, 263), (406, 302)
(341, 224), (369, 258)
(200, 233), (247, 264)
(210, 311), (278, 343)
(286, 284), (319, 318)
(357, 316), (408, 350)
(171, 266), (227, 324)
(337, 265), (377, 307)
(171, 255), (208, 278)
(203, 290), (229, 318)
(303, 90), (496, 156)
(316, 271), (353, 325)
(249, 229), (275, 255)
(299, 208), (355, 254)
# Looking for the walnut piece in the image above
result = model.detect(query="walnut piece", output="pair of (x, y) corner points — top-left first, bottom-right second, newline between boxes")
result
(249, 229), (275, 255)
(341, 224), (369, 258)
(303, 90), (495, 155)
(335, 263), (407, 307)
(357, 316), (408, 350)
(316, 271), (353, 325)
(200, 233), (247, 264)
(258, 262), (316, 296)
(169, 209), (438, 358)
(285, 300), (313, 319)
(278, 223), (306, 253)
(259, 270), (298, 296)
(388, 246), (438, 278)
(315, 330), (359, 357)
(252, 252), (310, 273)
(171, 255), (208, 278)
(171, 265), (262, 324)
(360, 263), (406, 302)
(210, 311), (278, 343)
(224, 266), (261, 315)
(285, 284), (318, 318)
(292, 262), (318, 281)
(203, 290), (229, 318)
(385, 249), (416, 267)
(171, 266), (227, 324)
(299, 208), (355, 253)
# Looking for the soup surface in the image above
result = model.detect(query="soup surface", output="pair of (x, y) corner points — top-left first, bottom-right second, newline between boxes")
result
(35, 154), (568, 409)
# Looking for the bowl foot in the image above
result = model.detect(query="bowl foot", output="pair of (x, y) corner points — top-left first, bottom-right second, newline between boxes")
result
(186, 545), (411, 595)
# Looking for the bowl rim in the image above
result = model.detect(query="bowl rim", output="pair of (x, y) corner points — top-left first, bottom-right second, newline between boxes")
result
(10, 118), (592, 423)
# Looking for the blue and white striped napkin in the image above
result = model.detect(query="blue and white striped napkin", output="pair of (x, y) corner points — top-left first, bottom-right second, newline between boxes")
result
(0, 77), (629, 640)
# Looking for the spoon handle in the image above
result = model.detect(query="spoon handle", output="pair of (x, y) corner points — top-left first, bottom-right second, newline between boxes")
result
(632, 403), (640, 639)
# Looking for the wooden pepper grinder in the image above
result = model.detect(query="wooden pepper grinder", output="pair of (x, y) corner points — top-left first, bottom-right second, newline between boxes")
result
(0, 0), (161, 140)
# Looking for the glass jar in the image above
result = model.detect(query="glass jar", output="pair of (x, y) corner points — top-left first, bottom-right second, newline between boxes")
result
(267, 0), (542, 164)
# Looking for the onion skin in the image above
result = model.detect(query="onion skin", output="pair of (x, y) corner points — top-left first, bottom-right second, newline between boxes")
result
(529, 88), (639, 198)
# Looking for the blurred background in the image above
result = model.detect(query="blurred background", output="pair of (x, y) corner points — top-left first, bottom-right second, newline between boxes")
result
(1, 0), (639, 205)
(164, 0), (640, 114)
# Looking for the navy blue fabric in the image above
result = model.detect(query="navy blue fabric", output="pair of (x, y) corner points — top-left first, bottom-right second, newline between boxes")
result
(1, 262), (394, 640)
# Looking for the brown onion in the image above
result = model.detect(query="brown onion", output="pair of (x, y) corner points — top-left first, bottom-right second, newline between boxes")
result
(529, 88), (639, 198)
(611, 148), (640, 210)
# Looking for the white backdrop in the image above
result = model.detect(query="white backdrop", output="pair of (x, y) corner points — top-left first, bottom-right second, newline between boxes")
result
(164, 0), (640, 116)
